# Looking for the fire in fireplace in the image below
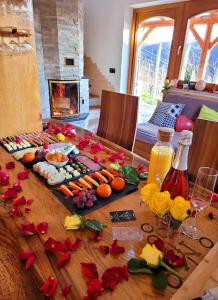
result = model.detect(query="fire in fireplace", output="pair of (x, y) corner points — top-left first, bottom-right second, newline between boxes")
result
(49, 80), (80, 118)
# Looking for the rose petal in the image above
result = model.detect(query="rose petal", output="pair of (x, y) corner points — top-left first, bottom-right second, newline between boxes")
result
(25, 254), (36, 270)
(13, 181), (22, 192)
(90, 143), (104, 154)
(55, 252), (71, 269)
(40, 276), (58, 297)
(172, 256), (186, 268)
(81, 263), (99, 280)
(153, 238), (165, 251)
(19, 250), (35, 260)
(15, 137), (22, 144)
(25, 207), (31, 213)
(9, 207), (22, 218)
(61, 284), (72, 297)
(101, 266), (128, 290)
(110, 240), (125, 255)
(2, 188), (17, 200)
(17, 170), (29, 180)
(20, 222), (36, 236)
(164, 249), (177, 266)
(64, 238), (82, 252)
(6, 162), (15, 169)
(99, 245), (110, 255)
(36, 222), (48, 235)
(93, 231), (102, 242)
(0, 171), (9, 186)
(137, 164), (148, 175)
(27, 199), (34, 206)
(87, 278), (102, 294)
(12, 196), (26, 206)
(44, 237), (66, 253)
(93, 156), (101, 163)
(43, 143), (49, 149)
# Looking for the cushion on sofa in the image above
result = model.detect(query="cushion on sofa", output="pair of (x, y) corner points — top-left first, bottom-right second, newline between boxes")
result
(136, 122), (180, 148)
(198, 105), (218, 122)
(163, 93), (218, 120)
(149, 101), (185, 128)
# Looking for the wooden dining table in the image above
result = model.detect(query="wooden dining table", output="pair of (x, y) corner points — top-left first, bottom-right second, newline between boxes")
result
(0, 123), (218, 300)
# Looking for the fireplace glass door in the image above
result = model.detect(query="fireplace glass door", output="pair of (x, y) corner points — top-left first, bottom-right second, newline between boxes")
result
(49, 80), (80, 118)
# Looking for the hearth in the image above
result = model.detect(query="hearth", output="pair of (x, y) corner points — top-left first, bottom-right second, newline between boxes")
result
(49, 80), (80, 119)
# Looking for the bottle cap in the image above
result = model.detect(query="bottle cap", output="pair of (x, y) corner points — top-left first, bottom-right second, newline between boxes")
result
(178, 130), (193, 146)
(158, 127), (174, 143)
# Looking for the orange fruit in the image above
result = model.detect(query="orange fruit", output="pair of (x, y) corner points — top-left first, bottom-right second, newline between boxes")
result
(22, 152), (35, 163)
(96, 183), (112, 198)
(111, 177), (126, 191)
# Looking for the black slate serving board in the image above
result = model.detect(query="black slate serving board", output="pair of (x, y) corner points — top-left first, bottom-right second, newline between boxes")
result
(52, 183), (138, 216)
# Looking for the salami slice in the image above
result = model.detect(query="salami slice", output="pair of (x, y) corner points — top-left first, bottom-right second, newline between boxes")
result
(76, 155), (101, 171)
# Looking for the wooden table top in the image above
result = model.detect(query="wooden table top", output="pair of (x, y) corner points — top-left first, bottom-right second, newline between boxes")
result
(0, 123), (218, 300)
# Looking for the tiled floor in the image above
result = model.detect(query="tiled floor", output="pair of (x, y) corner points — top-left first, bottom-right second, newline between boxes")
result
(71, 108), (100, 133)
(70, 102), (155, 133)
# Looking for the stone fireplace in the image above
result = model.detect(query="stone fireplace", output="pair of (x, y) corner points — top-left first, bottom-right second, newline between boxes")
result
(33, 0), (89, 120)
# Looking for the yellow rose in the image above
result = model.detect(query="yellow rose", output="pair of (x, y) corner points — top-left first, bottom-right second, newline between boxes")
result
(149, 191), (173, 217)
(140, 183), (160, 204)
(170, 196), (191, 221)
(64, 215), (82, 230)
(140, 243), (163, 267)
(57, 133), (65, 141)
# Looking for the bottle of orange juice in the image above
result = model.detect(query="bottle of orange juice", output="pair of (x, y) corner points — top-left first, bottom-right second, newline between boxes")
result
(147, 127), (174, 186)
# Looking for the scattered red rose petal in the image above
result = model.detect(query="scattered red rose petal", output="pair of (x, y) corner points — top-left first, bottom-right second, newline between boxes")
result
(164, 249), (186, 268)
(13, 181), (22, 192)
(110, 240), (125, 255)
(108, 152), (125, 163)
(43, 143), (49, 149)
(64, 238), (82, 252)
(90, 143), (104, 154)
(212, 194), (218, 203)
(27, 199), (34, 206)
(2, 187), (17, 200)
(60, 284), (72, 297)
(137, 164), (148, 175)
(93, 231), (102, 242)
(15, 137), (22, 144)
(101, 159), (106, 164)
(77, 134), (93, 150)
(192, 210), (196, 217)
(44, 237), (66, 253)
(40, 276), (58, 297)
(84, 279), (103, 299)
(55, 252), (71, 269)
(81, 263), (99, 280)
(6, 161), (15, 169)
(101, 265), (128, 290)
(9, 207), (22, 218)
(20, 222), (37, 236)
(12, 196), (26, 206)
(0, 171), (9, 186)
(99, 245), (110, 255)
(93, 156), (101, 163)
(36, 222), (49, 234)
(208, 212), (216, 219)
(19, 250), (36, 270)
(153, 238), (165, 251)
(17, 169), (29, 180)
(24, 207), (31, 213)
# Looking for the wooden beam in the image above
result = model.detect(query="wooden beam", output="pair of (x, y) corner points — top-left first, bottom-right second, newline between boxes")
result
(197, 23), (213, 80)
(190, 24), (204, 48)
(138, 27), (155, 45)
(209, 37), (218, 49)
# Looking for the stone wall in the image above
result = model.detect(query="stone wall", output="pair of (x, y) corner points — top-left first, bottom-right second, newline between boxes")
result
(33, 0), (88, 119)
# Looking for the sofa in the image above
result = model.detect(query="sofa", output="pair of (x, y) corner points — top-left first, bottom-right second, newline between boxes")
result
(134, 90), (218, 180)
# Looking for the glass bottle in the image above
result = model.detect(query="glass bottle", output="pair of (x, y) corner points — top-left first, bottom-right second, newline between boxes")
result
(147, 127), (174, 185)
(161, 130), (193, 199)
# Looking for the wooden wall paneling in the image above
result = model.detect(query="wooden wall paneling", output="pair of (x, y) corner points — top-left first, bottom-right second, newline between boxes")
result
(188, 119), (218, 183)
(0, 2), (42, 138)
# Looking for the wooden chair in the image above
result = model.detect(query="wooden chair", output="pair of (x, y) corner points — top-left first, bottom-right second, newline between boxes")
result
(97, 90), (139, 151)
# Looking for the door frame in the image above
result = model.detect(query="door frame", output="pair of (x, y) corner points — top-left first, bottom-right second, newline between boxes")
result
(127, 0), (218, 94)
